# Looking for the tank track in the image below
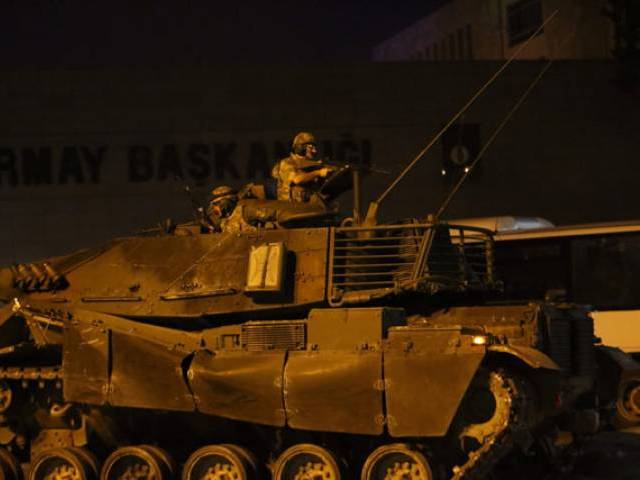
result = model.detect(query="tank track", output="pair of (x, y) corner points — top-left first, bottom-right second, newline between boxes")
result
(0, 367), (62, 381)
(451, 370), (529, 480)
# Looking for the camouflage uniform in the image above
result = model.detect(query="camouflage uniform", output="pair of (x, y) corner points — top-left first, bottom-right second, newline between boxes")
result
(272, 132), (325, 203)
(271, 156), (318, 203)
(207, 186), (240, 232)
(220, 205), (256, 234)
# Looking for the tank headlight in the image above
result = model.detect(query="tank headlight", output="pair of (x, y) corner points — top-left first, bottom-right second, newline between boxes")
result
(472, 335), (488, 346)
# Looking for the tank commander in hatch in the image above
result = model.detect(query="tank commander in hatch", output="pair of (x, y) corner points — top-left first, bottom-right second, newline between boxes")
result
(205, 186), (236, 230)
(206, 185), (257, 234)
(206, 186), (237, 231)
(271, 132), (336, 203)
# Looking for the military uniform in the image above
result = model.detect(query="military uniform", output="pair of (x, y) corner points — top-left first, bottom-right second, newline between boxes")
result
(272, 132), (330, 203)
(206, 186), (258, 234)
(207, 186), (239, 232)
(271, 156), (320, 203)
(220, 205), (256, 234)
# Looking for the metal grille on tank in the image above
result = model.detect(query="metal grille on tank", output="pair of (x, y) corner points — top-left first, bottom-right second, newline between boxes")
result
(393, 221), (424, 282)
(547, 318), (573, 373)
(329, 223), (493, 299)
(545, 311), (596, 376)
(241, 321), (306, 351)
(572, 314), (596, 377)
(330, 224), (426, 293)
(427, 226), (491, 288)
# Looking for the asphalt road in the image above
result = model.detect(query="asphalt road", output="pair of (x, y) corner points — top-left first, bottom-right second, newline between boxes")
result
(563, 428), (640, 480)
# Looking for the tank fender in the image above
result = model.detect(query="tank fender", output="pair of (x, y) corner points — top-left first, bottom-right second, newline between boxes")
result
(63, 308), (200, 411)
(383, 324), (487, 438)
(189, 350), (287, 427)
(385, 350), (484, 437)
(488, 344), (560, 370)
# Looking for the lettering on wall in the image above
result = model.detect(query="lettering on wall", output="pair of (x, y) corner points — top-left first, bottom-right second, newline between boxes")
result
(0, 136), (371, 188)
(0, 146), (107, 187)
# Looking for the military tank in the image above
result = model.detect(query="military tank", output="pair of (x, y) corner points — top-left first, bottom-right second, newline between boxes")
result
(0, 159), (638, 480)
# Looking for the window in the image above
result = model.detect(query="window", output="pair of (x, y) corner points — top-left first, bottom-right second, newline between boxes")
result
(494, 238), (569, 301)
(494, 231), (640, 310)
(506, 0), (543, 46)
(571, 234), (640, 309)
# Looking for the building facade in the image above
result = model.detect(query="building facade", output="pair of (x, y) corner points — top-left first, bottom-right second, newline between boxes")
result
(0, 61), (637, 266)
(373, 0), (614, 61)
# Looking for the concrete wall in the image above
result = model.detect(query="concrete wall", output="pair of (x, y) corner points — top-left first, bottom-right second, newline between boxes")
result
(373, 0), (614, 61)
(0, 60), (636, 265)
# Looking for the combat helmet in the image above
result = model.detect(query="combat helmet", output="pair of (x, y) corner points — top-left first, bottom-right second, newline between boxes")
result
(210, 186), (238, 216)
(291, 132), (317, 155)
(210, 185), (236, 200)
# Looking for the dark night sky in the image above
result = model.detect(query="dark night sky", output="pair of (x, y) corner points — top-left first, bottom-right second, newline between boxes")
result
(0, 0), (449, 68)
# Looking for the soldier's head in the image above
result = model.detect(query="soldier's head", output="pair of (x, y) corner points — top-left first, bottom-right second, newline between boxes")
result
(291, 132), (318, 160)
(210, 186), (238, 217)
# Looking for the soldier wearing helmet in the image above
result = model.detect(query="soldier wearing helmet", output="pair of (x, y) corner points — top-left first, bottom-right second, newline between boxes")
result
(206, 186), (237, 232)
(271, 132), (335, 203)
(207, 186), (237, 219)
(206, 186), (255, 234)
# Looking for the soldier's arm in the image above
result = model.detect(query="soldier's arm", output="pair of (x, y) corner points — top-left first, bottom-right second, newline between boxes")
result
(291, 167), (333, 185)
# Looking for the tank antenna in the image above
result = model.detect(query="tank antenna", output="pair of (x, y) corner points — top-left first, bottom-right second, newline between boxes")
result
(364, 9), (558, 224)
(434, 59), (554, 221)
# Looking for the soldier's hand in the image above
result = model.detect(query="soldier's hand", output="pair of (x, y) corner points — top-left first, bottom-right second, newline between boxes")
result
(319, 167), (334, 177)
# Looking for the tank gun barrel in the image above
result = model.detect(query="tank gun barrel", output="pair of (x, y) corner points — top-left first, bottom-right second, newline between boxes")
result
(315, 159), (388, 175)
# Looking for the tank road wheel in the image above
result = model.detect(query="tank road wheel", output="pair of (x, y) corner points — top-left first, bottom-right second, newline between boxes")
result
(100, 446), (172, 480)
(0, 448), (23, 480)
(360, 444), (433, 480)
(220, 445), (257, 478)
(612, 379), (640, 429)
(272, 444), (342, 480)
(29, 447), (99, 480)
(181, 444), (257, 480)
(139, 446), (175, 477)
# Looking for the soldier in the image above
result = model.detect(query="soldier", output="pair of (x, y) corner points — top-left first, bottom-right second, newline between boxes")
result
(206, 186), (238, 232)
(271, 132), (335, 203)
(207, 186), (255, 234)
